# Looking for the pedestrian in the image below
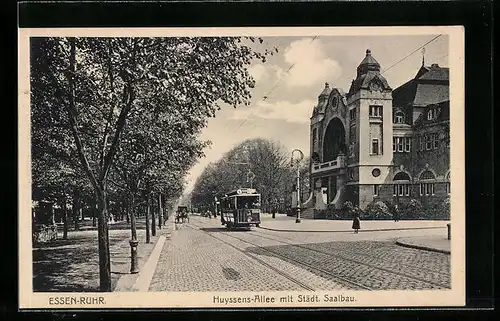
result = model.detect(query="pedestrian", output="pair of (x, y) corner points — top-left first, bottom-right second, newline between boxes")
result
(393, 204), (399, 222)
(352, 212), (361, 234)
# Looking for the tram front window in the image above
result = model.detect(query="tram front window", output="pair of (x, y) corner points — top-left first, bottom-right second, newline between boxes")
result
(237, 197), (260, 209)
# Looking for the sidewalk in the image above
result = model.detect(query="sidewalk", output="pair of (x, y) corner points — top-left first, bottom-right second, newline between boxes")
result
(259, 213), (449, 233)
(395, 235), (451, 254)
(114, 221), (173, 291)
(32, 218), (172, 292)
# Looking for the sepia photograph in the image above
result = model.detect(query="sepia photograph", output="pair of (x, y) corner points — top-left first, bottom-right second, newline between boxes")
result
(18, 27), (465, 309)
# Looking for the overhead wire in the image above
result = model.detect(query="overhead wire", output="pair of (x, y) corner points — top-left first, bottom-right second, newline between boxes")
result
(232, 36), (319, 133)
(381, 34), (443, 75)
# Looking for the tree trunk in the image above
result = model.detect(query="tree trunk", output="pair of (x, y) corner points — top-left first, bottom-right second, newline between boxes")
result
(151, 193), (156, 237)
(62, 195), (68, 240)
(158, 193), (162, 229)
(126, 199), (130, 224)
(130, 195), (137, 241)
(72, 192), (80, 231)
(97, 191), (111, 292)
(92, 201), (97, 227)
(145, 195), (151, 244)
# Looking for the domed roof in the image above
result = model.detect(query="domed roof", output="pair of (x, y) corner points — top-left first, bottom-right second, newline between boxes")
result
(348, 49), (391, 97)
(356, 49), (381, 76)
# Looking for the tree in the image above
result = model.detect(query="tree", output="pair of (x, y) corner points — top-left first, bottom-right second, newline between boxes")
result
(31, 36), (273, 291)
(191, 138), (293, 212)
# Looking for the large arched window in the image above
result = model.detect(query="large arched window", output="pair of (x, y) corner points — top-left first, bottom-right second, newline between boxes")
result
(393, 172), (411, 181)
(322, 117), (346, 162)
(393, 172), (411, 196)
(419, 170), (435, 180)
(419, 170), (436, 196)
(394, 111), (405, 124)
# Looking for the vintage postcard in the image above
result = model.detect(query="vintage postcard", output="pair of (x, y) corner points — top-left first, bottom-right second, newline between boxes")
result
(18, 26), (465, 309)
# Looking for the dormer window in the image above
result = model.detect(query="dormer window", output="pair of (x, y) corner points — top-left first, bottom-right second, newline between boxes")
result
(427, 107), (441, 120)
(394, 111), (405, 124)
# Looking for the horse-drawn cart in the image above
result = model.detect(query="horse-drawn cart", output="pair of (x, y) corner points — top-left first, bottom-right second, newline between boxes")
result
(175, 206), (189, 223)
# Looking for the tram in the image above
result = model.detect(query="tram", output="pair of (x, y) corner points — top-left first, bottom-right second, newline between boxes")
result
(220, 188), (261, 230)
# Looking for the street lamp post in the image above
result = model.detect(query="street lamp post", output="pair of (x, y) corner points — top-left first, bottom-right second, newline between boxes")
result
(129, 152), (144, 274)
(247, 169), (255, 188)
(291, 149), (304, 223)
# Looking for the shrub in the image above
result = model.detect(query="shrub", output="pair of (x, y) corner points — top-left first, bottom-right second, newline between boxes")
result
(364, 201), (392, 220)
(340, 200), (364, 219)
(399, 199), (423, 219)
(424, 197), (450, 220)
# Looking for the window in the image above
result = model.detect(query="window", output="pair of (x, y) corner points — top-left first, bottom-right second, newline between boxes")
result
(369, 105), (383, 118)
(397, 138), (404, 152)
(425, 135), (432, 150)
(427, 108), (441, 121)
(349, 109), (356, 123)
(419, 183), (435, 196)
(419, 135), (424, 151)
(405, 137), (411, 152)
(420, 170), (435, 180)
(433, 133), (439, 149)
(393, 172), (411, 181)
(393, 184), (410, 196)
(419, 170), (436, 196)
(371, 138), (380, 155)
(394, 111), (405, 124)
(393, 137), (411, 153)
(373, 185), (379, 196)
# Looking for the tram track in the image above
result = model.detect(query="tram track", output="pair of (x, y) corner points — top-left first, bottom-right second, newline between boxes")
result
(185, 222), (316, 292)
(246, 229), (450, 289)
(251, 229), (450, 278)
(188, 221), (373, 291)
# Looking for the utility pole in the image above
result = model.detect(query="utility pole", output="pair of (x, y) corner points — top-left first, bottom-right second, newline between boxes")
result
(291, 149), (304, 223)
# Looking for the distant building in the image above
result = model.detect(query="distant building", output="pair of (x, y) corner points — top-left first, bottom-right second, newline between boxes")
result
(303, 49), (450, 217)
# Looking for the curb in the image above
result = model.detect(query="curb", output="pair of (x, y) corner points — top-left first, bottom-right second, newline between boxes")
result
(132, 235), (167, 291)
(259, 226), (447, 233)
(395, 240), (450, 255)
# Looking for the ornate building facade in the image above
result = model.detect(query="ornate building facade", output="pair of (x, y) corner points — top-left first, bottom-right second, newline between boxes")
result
(303, 49), (450, 215)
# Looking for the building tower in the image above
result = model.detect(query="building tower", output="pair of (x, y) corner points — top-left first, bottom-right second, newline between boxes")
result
(346, 49), (393, 209)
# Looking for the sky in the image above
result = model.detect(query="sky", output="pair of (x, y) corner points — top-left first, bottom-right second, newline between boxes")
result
(183, 34), (449, 194)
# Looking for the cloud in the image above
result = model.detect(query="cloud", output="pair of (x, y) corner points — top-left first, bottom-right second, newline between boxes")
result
(283, 38), (342, 88)
(248, 63), (284, 84)
(230, 99), (315, 124)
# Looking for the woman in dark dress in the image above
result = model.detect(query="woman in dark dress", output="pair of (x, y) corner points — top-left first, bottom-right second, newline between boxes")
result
(352, 212), (361, 234)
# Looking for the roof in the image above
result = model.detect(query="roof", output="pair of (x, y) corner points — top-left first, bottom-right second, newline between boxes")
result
(348, 49), (391, 96)
(393, 63), (449, 108)
(413, 100), (450, 127)
(356, 49), (381, 76)
(419, 64), (449, 81)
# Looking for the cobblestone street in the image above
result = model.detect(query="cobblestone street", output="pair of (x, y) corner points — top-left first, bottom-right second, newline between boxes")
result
(149, 215), (451, 292)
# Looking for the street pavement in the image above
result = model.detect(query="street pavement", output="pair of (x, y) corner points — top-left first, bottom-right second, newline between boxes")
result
(147, 215), (451, 292)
